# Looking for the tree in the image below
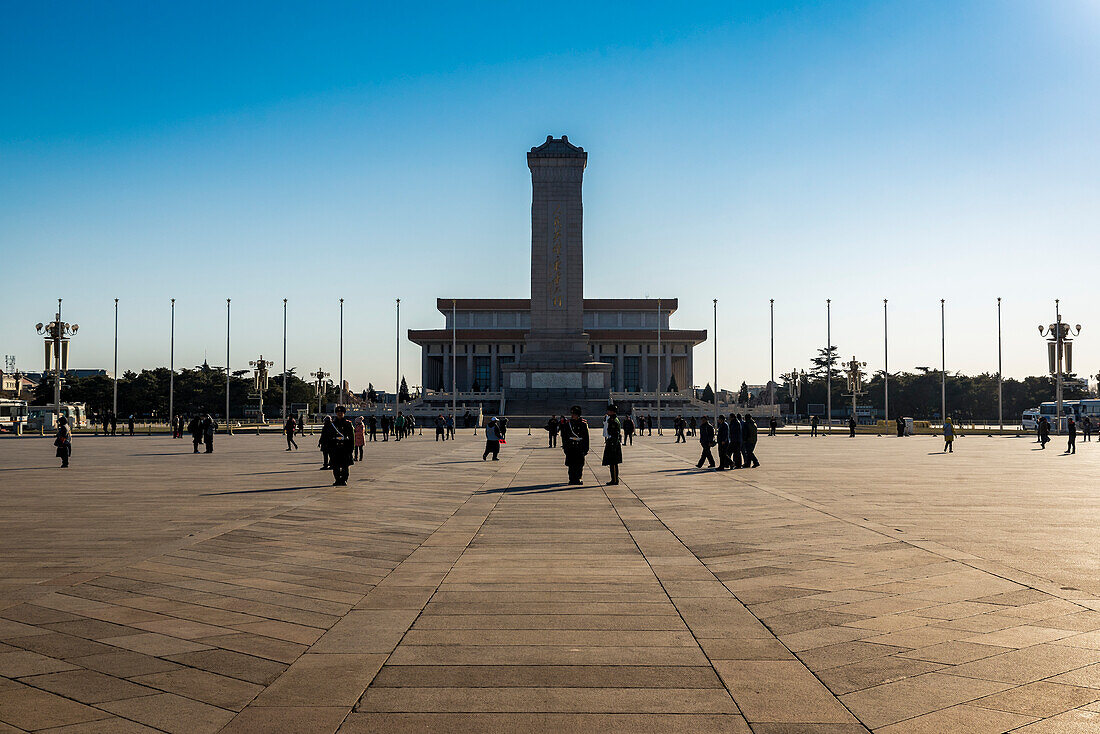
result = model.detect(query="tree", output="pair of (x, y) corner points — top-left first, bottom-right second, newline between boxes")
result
(810, 346), (839, 379)
(700, 383), (714, 404)
(667, 374), (678, 392)
(399, 377), (410, 402)
(738, 381), (749, 405)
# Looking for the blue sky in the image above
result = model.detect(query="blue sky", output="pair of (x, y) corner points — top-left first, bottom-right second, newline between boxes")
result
(3, 1), (1099, 394)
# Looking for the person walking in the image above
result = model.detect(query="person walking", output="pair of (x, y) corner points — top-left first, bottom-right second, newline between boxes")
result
(848, 414), (857, 438)
(435, 414), (446, 441)
(498, 416), (508, 441)
(545, 415), (559, 448)
(188, 415), (203, 453)
(380, 414), (389, 441)
(394, 412), (404, 441)
(729, 413), (743, 469)
(1038, 416), (1050, 449)
(54, 415), (72, 468)
(446, 414), (455, 439)
(353, 416), (365, 461)
(942, 417), (955, 453)
(623, 414), (635, 446)
(646, 414), (653, 436)
(1065, 417), (1077, 455)
(110, 412), (118, 436)
(602, 404), (623, 485)
(636, 415), (645, 436)
(319, 416), (332, 469)
(127, 415), (135, 436)
(322, 405), (355, 486)
(285, 415), (299, 450)
(367, 414), (378, 442)
(769, 417), (777, 437)
(1082, 415), (1092, 442)
(742, 414), (760, 468)
(675, 415), (686, 443)
(297, 415), (305, 436)
(562, 406), (590, 484)
(483, 418), (501, 461)
(689, 416), (697, 437)
(696, 416), (716, 469)
(810, 415), (819, 437)
(716, 415), (731, 470)
(202, 415), (216, 453)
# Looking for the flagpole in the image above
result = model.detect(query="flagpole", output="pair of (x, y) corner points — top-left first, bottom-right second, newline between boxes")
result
(225, 299), (231, 429)
(282, 298), (288, 423)
(112, 298), (119, 417)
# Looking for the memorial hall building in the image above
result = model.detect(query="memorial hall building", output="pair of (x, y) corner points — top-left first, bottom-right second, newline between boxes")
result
(410, 298), (706, 394)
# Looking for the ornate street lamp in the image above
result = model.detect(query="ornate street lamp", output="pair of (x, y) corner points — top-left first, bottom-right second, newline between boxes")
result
(249, 356), (274, 424)
(1038, 299), (1081, 432)
(843, 355), (867, 423)
(781, 368), (805, 433)
(36, 299), (78, 421)
(311, 367), (330, 416)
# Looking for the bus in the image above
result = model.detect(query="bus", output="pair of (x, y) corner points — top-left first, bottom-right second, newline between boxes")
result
(1023, 401), (1082, 431)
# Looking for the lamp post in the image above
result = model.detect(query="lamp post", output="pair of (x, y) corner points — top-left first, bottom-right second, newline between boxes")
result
(338, 298), (344, 406)
(225, 299), (231, 428)
(113, 298), (119, 418)
(311, 368), (330, 416)
(656, 298), (662, 435)
(169, 298), (175, 429)
(997, 297), (1003, 432)
(712, 299), (718, 426)
(249, 356), (273, 424)
(35, 299), (78, 420)
(769, 298), (775, 406)
(282, 299), (288, 424)
(782, 368), (805, 432)
(883, 299), (888, 427)
(843, 355), (867, 426)
(940, 299), (946, 427)
(826, 299), (832, 434)
(1038, 299), (1082, 433)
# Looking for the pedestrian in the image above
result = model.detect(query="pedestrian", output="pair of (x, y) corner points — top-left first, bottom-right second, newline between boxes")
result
(1082, 415), (1092, 442)
(297, 415), (305, 435)
(127, 415), (135, 436)
(380, 414), (390, 441)
(562, 406), (590, 484)
(483, 418), (501, 461)
(319, 416), (332, 468)
(729, 413), (743, 469)
(943, 417), (955, 453)
(742, 414), (760, 468)
(499, 416), (508, 440)
(675, 415), (686, 443)
(367, 414), (378, 442)
(203, 415), (216, 453)
(637, 415), (645, 435)
(54, 415), (72, 468)
(188, 415), (203, 453)
(545, 415), (559, 448)
(285, 415), (299, 450)
(696, 415), (716, 469)
(689, 416), (697, 437)
(1039, 416), (1050, 449)
(446, 414), (455, 439)
(435, 414), (446, 441)
(769, 417), (777, 437)
(602, 404), (623, 485)
(623, 414), (635, 445)
(810, 415), (819, 437)
(395, 412), (404, 441)
(716, 415), (731, 470)
(848, 414), (857, 438)
(1065, 417), (1076, 455)
(895, 416), (905, 437)
(110, 412), (117, 436)
(322, 405), (355, 486)
(353, 416), (365, 461)
(646, 414), (653, 436)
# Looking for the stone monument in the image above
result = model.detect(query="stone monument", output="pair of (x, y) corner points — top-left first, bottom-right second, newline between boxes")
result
(502, 136), (612, 399)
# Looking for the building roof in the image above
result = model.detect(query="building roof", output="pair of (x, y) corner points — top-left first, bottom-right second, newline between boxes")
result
(528, 135), (586, 159)
(435, 298), (678, 313)
(409, 328), (707, 345)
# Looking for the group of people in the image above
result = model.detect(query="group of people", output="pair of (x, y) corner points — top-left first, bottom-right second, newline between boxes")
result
(433, 414), (457, 441)
(95, 411), (136, 436)
(695, 414), (760, 469)
(186, 415), (218, 453)
(1036, 414), (1090, 454)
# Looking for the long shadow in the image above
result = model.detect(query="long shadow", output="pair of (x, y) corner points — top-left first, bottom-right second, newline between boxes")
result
(478, 482), (591, 495)
(0, 467), (52, 472)
(201, 485), (327, 496)
(130, 452), (195, 456)
(238, 469), (302, 476)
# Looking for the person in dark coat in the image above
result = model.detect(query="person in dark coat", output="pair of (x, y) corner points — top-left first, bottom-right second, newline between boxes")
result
(545, 416), (559, 448)
(896, 416), (905, 437)
(848, 415), (857, 438)
(110, 412), (117, 436)
(285, 415), (298, 450)
(127, 415), (135, 435)
(322, 405), (355, 486)
(319, 416), (332, 468)
(729, 413), (743, 469)
(55, 416), (72, 468)
(716, 415), (731, 470)
(646, 414), (653, 435)
(622, 414), (635, 445)
(435, 414), (446, 441)
(202, 415), (216, 453)
(367, 414), (378, 441)
(696, 416), (716, 469)
(1038, 416), (1051, 449)
(810, 415), (819, 437)
(562, 406), (590, 485)
(1082, 415), (1092, 442)
(1066, 417), (1077, 455)
(188, 415), (203, 453)
(742, 414), (760, 468)
(769, 417), (777, 437)
(689, 416), (697, 437)
(602, 404), (623, 485)
(674, 415), (686, 443)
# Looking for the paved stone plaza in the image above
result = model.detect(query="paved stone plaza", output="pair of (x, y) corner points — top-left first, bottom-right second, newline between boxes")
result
(0, 432), (1099, 733)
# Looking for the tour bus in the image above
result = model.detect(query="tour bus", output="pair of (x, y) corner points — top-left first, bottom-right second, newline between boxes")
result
(1023, 401), (1081, 431)
(0, 399), (28, 430)
(1076, 399), (1100, 423)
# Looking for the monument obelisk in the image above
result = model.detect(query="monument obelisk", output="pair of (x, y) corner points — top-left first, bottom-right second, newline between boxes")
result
(503, 136), (611, 397)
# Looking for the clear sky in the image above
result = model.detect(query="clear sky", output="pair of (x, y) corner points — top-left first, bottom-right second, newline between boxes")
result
(3, 1), (1099, 393)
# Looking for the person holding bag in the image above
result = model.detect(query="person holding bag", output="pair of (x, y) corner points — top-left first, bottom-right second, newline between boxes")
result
(322, 406), (355, 486)
(54, 416), (72, 468)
